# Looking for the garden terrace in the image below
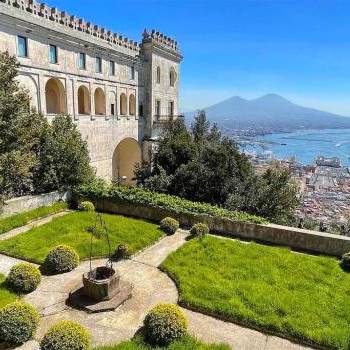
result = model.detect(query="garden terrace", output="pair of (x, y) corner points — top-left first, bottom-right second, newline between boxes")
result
(161, 236), (350, 349)
(0, 202), (67, 235)
(0, 211), (163, 263)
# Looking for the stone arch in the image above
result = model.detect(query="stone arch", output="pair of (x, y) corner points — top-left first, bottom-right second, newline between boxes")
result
(78, 85), (91, 115)
(120, 93), (127, 115)
(156, 66), (161, 84)
(45, 78), (66, 114)
(94, 87), (106, 115)
(129, 94), (136, 116)
(169, 67), (177, 87)
(112, 138), (141, 185)
(17, 74), (39, 111)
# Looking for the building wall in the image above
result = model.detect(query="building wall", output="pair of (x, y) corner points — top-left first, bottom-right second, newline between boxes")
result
(0, 1), (182, 182)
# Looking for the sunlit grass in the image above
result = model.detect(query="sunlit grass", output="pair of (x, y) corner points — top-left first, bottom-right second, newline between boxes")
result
(162, 236), (350, 349)
(0, 211), (163, 263)
(94, 335), (230, 350)
(0, 202), (68, 235)
(0, 274), (18, 308)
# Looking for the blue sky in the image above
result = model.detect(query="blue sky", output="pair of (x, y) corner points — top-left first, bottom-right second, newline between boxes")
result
(46, 0), (350, 115)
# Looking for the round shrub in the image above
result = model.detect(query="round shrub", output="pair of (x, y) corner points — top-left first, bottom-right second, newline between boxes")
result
(78, 201), (95, 212)
(0, 302), (40, 345)
(113, 244), (131, 260)
(6, 262), (41, 294)
(40, 320), (91, 350)
(190, 223), (209, 238)
(160, 217), (179, 235)
(44, 245), (79, 274)
(144, 303), (188, 345)
(341, 252), (350, 269)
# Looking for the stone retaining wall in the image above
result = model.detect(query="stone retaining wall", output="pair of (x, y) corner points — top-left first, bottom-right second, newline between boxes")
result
(1, 191), (69, 218)
(93, 198), (350, 257)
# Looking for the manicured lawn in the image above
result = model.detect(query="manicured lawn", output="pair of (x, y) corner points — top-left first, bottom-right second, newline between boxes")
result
(94, 336), (230, 350)
(161, 236), (350, 349)
(0, 274), (18, 308)
(0, 202), (68, 235)
(0, 212), (163, 263)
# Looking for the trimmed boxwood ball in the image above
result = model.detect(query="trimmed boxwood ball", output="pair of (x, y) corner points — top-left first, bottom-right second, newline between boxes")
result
(144, 303), (188, 345)
(341, 252), (350, 269)
(190, 223), (209, 238)
(44, 245), (79, 274)
(6, 262), (41, 293)
(78, 201), (95, 212)
(113, 244), (131, 260)
(40, 320), (91, 350)
(0, 302), (40, 345)
(160, 217), (179, 235)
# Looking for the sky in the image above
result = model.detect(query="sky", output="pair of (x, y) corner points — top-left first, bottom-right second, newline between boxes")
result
(45, 0), (350, 115)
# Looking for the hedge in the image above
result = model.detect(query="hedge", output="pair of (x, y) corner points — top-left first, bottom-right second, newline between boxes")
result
(74, 181), (268, 225)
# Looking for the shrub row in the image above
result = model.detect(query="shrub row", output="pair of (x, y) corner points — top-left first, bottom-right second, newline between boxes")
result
(75, 181), (268, 225)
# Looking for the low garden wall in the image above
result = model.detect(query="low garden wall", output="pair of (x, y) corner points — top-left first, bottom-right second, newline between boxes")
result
(1, 191), (69, 218)
(94, 198), (350, 257)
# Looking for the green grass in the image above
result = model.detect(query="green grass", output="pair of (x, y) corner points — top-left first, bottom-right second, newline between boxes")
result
(0, 274), (18, 308)
(161, 236), (350, 349)
(0, 212), (163, 264)
(0, 202), (68, 235)
(94, 336), (230, 350)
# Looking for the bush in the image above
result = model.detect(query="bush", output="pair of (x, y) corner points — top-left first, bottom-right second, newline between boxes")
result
(160, 217), (179, 235)
(78, 201), (95, 212)
(74, 183), (268, 225)
(40, 320), (91, 350)
(144, 303), (188, 345)
(341, 252), (350, 269)
(44, 245), (79, 274)
(6, 262), (41, 293)
(190, 223), (209, 238)
(113, 244), (131, 260)
(0, 302), (40, 345)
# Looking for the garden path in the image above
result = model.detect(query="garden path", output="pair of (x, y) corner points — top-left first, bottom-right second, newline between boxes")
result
(0, 230), (314, 350)
(0, 211), (70, 241)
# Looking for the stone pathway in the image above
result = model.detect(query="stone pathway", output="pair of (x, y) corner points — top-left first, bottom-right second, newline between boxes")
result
(0, 211), (70, 241)
(0, 230), (314, 350)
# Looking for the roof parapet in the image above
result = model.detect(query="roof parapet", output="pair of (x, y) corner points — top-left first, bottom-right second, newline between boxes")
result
(142, 29), (179, 53)
(1, 0), (141, 52)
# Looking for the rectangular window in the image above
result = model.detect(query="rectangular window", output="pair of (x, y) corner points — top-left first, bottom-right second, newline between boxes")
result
(131, 66), (135, 80)
(95, 56), (102, 73)
(17, 36), (28, 57)
(168, 101), (174, 117)
(79, 53), (86, 70)
(155, 100), (161, 117)
(111, 103), (115, 116)
(109, 60), (115, 76)
(49, 44), (58, 64)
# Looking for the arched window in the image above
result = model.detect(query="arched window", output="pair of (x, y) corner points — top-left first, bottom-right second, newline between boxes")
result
(45, 78), (66, 114)
(156, 66), (161, 84)
(77, 85), (91, 115)
(169, 68), (176, 87)
(94, 87), (106, 115)
(129, 94), (136, 116)
(120, 93), (127, 115)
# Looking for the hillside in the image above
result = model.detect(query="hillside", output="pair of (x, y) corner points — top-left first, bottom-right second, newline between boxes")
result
(185, 94), (350, 131)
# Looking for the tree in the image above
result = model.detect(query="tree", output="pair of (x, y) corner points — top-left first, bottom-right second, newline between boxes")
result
(0, 52), (94, 208)
(0, 52), (48, 199)
(136, 111), (300, 223)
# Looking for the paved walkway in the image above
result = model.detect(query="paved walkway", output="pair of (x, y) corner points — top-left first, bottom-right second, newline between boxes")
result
(0, 211), (70, 242)
(0, 230), (314, 350)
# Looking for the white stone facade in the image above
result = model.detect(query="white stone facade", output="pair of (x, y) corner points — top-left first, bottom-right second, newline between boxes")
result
(0, 0), (182, 183)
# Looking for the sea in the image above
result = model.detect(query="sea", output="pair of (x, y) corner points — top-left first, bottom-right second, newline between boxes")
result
(241, 129), (350, 167)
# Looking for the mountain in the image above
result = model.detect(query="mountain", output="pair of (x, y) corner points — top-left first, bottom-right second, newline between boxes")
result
(184, 94), (350, 131)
